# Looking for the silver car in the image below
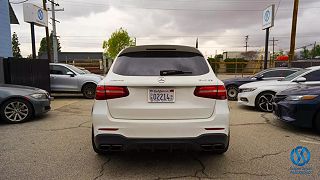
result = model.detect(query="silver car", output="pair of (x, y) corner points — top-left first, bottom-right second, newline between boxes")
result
(50, 63), (104, 98)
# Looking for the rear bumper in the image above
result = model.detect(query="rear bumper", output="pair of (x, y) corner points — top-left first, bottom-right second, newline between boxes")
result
(92, 100), (229, 138)
(94, 133), (229, 151)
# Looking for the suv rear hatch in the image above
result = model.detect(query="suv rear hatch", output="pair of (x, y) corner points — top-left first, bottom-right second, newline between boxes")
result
(102, 50), (224, 120)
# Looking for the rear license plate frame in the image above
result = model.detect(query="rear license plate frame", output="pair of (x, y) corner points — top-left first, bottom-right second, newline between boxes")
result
(148, 89), (175, 103)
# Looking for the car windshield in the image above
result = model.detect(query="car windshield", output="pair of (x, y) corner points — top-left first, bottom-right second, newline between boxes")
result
(66, 65), (86, 74)
(280, 69), (309, 81)
(113, 51), (209, 76)
(250, 69), (269, 78)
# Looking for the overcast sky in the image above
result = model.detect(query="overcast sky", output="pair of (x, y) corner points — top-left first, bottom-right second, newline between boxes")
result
(10, 0), (320, 57)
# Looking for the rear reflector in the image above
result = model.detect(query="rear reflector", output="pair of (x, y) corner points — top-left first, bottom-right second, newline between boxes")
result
(98, 128), (119, 131)
(205, 128), (225, 130)
(194, 85), (227, 100)
(95, 85), (129, 100)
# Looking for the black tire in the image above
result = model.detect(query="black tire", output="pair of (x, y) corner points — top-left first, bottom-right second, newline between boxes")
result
(255, 91), (276, 112)
(314, 112), (320, 133)
(0, 98), (33, 124)
(92, 126), (105, 155)
(226, 85), (239, 101)
(82, 83), (97, 99)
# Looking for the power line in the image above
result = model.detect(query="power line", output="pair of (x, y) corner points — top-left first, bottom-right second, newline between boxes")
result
(275, 0), (282, 17)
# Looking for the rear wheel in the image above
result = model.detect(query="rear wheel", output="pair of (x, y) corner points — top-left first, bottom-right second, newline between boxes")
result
(82, 83), (97, 99)
(255, 92), (275, 112)
(226, 85), (239, 101)
(0, 99), (33, 124)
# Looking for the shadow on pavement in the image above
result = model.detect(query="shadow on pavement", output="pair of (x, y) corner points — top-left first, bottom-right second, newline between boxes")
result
(51, 93), (86, 99)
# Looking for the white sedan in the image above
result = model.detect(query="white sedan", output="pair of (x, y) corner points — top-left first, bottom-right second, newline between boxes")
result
(91, 45), (230, 154)
(238, 66), (320, 112)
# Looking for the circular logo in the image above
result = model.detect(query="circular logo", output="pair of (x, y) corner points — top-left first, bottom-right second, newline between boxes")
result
(37, 9), (44, 20)
(264, 10), (270, 22)
(290, 146), (310, 166)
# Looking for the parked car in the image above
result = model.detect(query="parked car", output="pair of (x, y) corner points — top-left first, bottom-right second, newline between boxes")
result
(238, 66), (320, 112)
(50, 63), (104, 98)
(0, 84), (51, 123)
(223, 68), (301, 100)
(92, 45), (230, 154)
(273, 86), (320, 132)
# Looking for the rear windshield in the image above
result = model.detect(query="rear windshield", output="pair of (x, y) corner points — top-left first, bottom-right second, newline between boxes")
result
(112, 51), (210, 76)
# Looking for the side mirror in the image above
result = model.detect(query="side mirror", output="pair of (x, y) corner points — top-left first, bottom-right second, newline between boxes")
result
(255, 74), (264, 80)
(66, 72), (75, 77)
(293, 77), (306, 83)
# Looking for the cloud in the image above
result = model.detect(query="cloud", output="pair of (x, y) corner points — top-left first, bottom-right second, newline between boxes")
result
(10, 0), (320, 57)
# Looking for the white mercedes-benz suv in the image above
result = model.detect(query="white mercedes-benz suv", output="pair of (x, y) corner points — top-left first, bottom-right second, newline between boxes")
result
(91, 45), (230, 154)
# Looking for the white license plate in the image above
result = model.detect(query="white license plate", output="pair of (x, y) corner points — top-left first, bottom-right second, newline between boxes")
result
(148, 89), (175, 103)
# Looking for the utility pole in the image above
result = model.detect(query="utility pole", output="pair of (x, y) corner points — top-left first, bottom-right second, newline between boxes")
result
(47, 0), (63, 63)
(288, 0), (300, 67)
(51, 0), (58, 63)
(264, 29), (270, 69)
(30, 22), (36, 59)
(245, 35), (249, 52)
(42, 0), (51, 62)
(269, 37), (279, 66)
(196, 38), (199, 49)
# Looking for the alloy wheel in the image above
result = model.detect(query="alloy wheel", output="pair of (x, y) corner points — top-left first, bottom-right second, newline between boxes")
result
(83, 84), (97, 99)
(4, 101), (29, 122)
(258, 93), (275, 112)
(228, 88), (237, 99)
(227, 86), (238, 101)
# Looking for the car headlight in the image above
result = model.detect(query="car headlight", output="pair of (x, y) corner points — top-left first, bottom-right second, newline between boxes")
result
(285, 95), (318, 101)
(30, 93), (47, 99)
(240, 88), (257, 93)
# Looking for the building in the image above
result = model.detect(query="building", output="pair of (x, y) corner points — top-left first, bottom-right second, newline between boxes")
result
(39, 52), (106, 74)
(223, 51), (270, 61)
(223, 51), (244, 60)
(38, 52), (103, 62)
(0, 0), (19, 83)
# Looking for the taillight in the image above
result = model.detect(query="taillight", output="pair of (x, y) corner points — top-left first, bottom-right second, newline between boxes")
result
(95, 85), (129, 100)
(194, 85), (227, 100)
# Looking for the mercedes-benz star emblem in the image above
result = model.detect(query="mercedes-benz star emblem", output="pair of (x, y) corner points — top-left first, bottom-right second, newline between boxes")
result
(158, 77), (165, 83)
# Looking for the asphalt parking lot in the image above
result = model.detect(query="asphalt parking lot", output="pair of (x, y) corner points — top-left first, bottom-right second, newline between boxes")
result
(1, 77), (320, 179)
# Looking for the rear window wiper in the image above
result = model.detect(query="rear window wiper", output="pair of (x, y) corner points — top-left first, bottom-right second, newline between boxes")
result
(160, 70), (192, 76)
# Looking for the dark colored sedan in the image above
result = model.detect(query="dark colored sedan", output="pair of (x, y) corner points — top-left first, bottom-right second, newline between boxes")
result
(223, 68), (301, 100)
(273, 86), (320, 132)
(0, 84), (51, 123)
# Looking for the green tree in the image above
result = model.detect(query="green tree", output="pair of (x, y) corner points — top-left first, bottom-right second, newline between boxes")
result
(102, 28), (135, 59)
(311, 44), (320, 58)
(12, 32), (22, 58)
(38, 33), (61, 56)
(302, 47), (310, 59)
